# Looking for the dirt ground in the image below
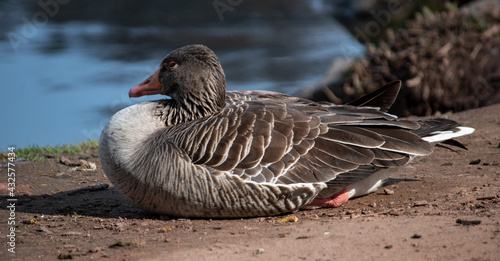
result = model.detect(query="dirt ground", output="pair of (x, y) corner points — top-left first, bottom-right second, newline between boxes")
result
(1, 103), (499, 261)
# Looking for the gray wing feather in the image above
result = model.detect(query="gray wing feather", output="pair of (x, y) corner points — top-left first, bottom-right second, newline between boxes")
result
(163, 91), (432, 187)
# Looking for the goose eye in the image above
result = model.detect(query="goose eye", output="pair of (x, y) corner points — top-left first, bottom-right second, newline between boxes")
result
(168, 61), (178, 69)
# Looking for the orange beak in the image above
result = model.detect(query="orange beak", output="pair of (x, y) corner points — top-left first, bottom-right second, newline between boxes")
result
(128, 69), (164, 98)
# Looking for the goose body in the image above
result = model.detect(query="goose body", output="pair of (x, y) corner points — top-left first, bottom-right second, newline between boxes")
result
(99, 44), (474, 218)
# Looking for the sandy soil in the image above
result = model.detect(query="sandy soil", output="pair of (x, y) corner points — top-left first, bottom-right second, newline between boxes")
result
(1, 104), (499, 261)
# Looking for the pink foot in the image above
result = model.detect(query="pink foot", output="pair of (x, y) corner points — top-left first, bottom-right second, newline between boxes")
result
(307, 188), (350, 208)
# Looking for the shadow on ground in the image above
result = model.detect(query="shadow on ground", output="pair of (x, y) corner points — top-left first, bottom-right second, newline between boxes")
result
(0, 186), (157, 219)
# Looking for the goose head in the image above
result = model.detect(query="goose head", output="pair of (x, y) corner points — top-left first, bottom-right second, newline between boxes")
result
(129, 44), (227, 118)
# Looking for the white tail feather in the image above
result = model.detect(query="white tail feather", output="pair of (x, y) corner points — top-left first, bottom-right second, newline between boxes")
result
(422, 127), (475, 143)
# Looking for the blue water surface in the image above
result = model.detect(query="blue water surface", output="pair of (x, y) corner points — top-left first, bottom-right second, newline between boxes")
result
(0, 1), (364, 149)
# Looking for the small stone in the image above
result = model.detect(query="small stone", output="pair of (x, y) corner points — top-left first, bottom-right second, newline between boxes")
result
(411, 233), (422, 239)
(456, 219), (481, 225)
(384, 245), (393, 249)
(88, 247), (102, 253)
(77, 160), (97, 171)
(388, 211), (400, 216)
(38, 226), (52, 234)
(469, 159), (481, 165)
(58, 253), (73, 260)
(413, 200), (428, 207)
(61, 231), (82, 236)
(109, 241), (133, 248)
(59, 156), (77, 166)
(159, 227), (173, 233)
(255, 248), (264, 254)
(476, 196), (496, 200)
(383, 188), (394, 195)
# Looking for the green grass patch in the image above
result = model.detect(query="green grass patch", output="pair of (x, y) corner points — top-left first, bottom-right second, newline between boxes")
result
(1, 140), (99, 162)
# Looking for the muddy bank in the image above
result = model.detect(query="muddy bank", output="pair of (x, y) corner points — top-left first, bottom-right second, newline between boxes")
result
(0, 103), (498, 260)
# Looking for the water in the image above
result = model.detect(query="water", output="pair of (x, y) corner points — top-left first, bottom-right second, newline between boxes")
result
(0, 1), (364, 150)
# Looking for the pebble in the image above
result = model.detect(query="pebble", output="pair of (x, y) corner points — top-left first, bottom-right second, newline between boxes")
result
(158, 227), (174, 233)
(61, 231), (82, 236)
(255, 248), (264, 254)
(109, 241), (133, 248)
(383, 188), (395, 195)
(411, 234), (422, 239)
(76, 160), (97, 171)
(412, 200), (428, 207)
(59, 156), (79, 166)
(38, 226), (53, 234)
(469, 159), (481, 165)
(88, 247), (101, 253)
(456, 219), (481, 225)
(476, 196), (496, 200)
(60, 156), (97, 171)
(58, 253), (73, 260)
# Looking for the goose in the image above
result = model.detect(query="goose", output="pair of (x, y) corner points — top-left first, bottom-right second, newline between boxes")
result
(99, 44), (474, 218)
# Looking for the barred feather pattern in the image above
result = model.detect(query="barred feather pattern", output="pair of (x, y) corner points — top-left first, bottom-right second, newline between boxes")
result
(160, 91), (432, 185)
(100, 90), (441, 218)
(99, 44), (472, 218)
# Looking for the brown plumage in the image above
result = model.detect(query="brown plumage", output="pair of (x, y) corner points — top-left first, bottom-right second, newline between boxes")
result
(99, 44), (474, 218)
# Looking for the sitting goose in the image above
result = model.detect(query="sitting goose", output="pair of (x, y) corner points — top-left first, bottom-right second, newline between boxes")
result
(99, 44), (474, 218)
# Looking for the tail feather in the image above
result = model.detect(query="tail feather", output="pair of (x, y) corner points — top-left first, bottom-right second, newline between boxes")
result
(347, 80), (401, 112)
(413, 118), (459, 136)
(407, 118), (474, 150)
(421, 126), (475, 143)
(412, 118), (474, 147)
